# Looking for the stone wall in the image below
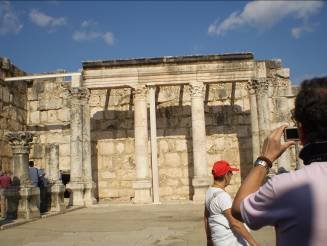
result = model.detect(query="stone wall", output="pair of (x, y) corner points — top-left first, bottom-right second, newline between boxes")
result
(27, 78), (71, 173)
(1, 57), (296, 203)
(0, 58), (27, 172)
(91, 82), (252, 201)
(25, 75), (295, 202)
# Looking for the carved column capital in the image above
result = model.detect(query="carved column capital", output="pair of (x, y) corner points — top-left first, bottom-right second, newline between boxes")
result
(6, 131), (34, 154)
(249, 78), (269, 95)
(133, 85), (147, 100)
(190, 82), (204, 98)
(247, 79), (259, 95)
(68, 87), (90, 101)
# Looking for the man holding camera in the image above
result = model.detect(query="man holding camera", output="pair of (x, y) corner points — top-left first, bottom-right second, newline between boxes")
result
(232, 77), (327, 245)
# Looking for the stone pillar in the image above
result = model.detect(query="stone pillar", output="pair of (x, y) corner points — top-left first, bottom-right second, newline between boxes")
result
(275, 82), (293, 173)
(66, 87), (86, 206)
(190, 82), (209, 202)
(46, 144), (65, 212)
(132, 85), (152, 203)
(148, 86), (160, 204)
(256, 79), (271, 148)
(5, 132), (40, 219)
(81, 89), (97, 206)
(247, 80), (260, 162)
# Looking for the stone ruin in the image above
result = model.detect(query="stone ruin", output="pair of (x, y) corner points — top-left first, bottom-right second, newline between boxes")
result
(0, 53), (299, 213)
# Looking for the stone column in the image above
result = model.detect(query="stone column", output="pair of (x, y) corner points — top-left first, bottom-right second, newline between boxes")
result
(190, 82), (209, 202)
(5, 132), (40, 219)
(81, 89), (97, 206)
(256, 79), (271, 149)
(132, 85), (152, 203)
(247, 80), (260, 162)
(275, 82), (293, 173)
(46, 144), (65, 212)
(148, 86), (160, 204)
(66, 87), (86, 206)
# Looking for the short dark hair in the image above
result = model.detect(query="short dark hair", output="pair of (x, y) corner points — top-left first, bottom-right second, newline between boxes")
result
(29, 161), (34, 167)
(294, 77), (327, 142)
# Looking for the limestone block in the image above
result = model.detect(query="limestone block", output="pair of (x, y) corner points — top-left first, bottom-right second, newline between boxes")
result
(175, 186), (190, 195)
(105, 189), (119, 198)
(98, 141), (115, 155)
(164, 153), (180, 167)
(98, 156), (113, 169)
(116, 168), (135, 180)
(165, 178), (179, 186)
(159, 186), (173, 196)
(59, 143), (70, 156)
(47, 133), (66, 144)
(116, 142), (125, 154)
(47, 110), (58, 123)
(2, 87), (10, 103)
(107, 180), (120, 188)
(57, 108), (70, 122)
(59, 156), (70, 170)
(166, 168), (183, 178)
(89, 95), (101, 106)
(175, 139), (188, 152)
(101, 171), (116, 179)
(29, 101), (38, 111)
(40, 111), (48, 123)
(180, 178), (191, 186)
(118, 189), (134, 198)
(159, 140), (169, 153)
(98, 181), (108, 188)
(124, 140), (134, 154)
(38, 98), (62, 111)
(120, 180), (132, 188)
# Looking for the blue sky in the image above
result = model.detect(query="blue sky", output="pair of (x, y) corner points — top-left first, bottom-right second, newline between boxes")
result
(1, 1), (326, 84)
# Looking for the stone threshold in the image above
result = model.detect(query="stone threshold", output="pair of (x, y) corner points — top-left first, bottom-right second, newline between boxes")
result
(0, 205), (85, 231)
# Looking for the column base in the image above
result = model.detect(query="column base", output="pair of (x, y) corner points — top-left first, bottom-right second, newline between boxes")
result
(66, 182), (85, 206)
(49, 183), (66, 213)
(132, 179), (152, 204)
(192, 176), (210, 203)
(83, 181), (97, 206)
(5, 185), (40, 220)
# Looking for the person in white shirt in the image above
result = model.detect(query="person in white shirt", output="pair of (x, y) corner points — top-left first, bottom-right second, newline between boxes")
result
(204, 160), (257, 246)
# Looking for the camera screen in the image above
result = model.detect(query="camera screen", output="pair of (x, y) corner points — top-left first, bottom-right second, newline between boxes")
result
(285, 128), (299, 140)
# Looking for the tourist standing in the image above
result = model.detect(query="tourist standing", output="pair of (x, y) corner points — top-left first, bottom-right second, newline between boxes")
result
(232, 77), (327, 245)
(204, 160), (257, 246)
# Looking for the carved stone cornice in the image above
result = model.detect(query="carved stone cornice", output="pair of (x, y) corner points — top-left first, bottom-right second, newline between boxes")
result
(190, 82), (204, 98)
(6, 132), (34, 154)
(133, 85), (147, 100)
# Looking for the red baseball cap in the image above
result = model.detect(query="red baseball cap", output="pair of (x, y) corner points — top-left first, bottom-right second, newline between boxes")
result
(212, 160), (239, 177)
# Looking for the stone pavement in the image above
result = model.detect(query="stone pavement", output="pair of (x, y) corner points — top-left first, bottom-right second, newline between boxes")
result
(0, 203), (275, 246)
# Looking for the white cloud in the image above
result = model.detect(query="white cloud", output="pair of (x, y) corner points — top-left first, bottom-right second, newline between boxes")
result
(29, 9), (66, 28)
(102, 32), (114, 45)
(208, 1), (323, 37)
(0, 1), (23, 35)
(81, 20), (98, 28)
(72, 31), (114, 45)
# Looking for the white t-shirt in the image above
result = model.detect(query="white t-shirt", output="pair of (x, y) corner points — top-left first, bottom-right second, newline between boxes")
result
(205, 187), (247, 246)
